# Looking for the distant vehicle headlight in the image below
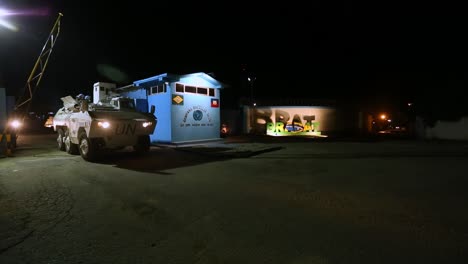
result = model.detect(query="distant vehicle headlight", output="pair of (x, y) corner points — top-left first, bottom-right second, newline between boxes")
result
(142, 122), (152, 128)
(98, 121), (110, 128)
(10, 120), (22, 129)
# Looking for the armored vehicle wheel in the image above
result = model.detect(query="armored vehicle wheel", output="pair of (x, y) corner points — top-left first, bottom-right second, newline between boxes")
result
(57, 129), (65, 151)
(65, 131), (79, 154)
(134, 135), (150, 154)
(78, 131), (97, 161)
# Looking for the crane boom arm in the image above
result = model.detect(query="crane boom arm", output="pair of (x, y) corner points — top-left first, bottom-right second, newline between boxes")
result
(14, 12), (63, 111)
(3, 12), (63, 147)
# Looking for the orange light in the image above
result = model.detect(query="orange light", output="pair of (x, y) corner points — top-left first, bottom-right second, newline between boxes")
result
(380, 114), (386, 120)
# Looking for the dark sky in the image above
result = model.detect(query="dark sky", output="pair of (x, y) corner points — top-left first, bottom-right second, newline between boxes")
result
(1, 1), (468, 118)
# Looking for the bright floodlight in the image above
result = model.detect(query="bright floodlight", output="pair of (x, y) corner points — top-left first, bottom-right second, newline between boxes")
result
(380, 114), (386, 120)
(0, 8), (10, 16)
(98, 121), (110, 128)
(0, 19), (17, 31)
(142, 122), (152, 128)
(0, 6), (50, 32)
(0, 8), (18, 31)
(0, 7), (49, 17)
(10, 120), (21, 129)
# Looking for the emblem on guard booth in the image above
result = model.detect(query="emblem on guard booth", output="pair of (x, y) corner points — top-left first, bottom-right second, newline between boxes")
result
(193, 110), (203, 121)
(172, 95), (184, 105)
(211, 98), (219, 108)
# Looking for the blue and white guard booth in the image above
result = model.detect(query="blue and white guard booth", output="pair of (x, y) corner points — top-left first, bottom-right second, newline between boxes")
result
(118, 72), (224, 144)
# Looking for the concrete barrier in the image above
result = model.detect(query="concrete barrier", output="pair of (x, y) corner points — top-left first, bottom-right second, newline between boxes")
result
(425, 117), (468, 141)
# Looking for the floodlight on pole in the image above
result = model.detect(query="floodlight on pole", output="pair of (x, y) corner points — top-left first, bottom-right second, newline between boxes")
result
(247, 76), (256, 106)
(0, 8), (11, 16)
(0, 8), (18, 31)
(247, 75), (257, 134)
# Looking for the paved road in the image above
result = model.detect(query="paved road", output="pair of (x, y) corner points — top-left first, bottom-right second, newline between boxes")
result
(1, 133), (468, 263)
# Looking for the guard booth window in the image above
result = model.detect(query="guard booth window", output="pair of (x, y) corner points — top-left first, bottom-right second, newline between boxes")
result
(175, 83), (216, 97)
(197, 87), (207, 95)
(176, 83), (184, 92)
(150, 84), (166, 95)
(185, 86), (196, 93)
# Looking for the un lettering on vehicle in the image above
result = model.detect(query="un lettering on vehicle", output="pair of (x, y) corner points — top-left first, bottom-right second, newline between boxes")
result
(115, 123), (136, 135)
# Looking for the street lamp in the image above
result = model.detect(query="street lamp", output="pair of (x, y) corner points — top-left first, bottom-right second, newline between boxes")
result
(247, 76), (256, 134)
(247, 76), (256, 106)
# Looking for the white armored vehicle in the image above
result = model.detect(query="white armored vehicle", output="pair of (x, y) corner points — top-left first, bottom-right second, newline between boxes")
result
(52, 82), (157, 161)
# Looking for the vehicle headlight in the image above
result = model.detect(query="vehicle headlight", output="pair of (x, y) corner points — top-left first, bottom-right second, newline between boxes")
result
(142, 122), (152, 128)
(98, 121), (110, 128)
(9, 120), (22, 129)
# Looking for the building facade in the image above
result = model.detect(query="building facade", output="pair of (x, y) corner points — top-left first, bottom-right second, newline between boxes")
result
(119, 72), (224, 144)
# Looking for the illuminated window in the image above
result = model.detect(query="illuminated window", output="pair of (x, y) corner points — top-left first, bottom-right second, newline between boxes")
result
(176, 83), (184, 92)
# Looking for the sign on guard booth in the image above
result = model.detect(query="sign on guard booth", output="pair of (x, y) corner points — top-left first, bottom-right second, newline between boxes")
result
(119, 72), (224, 144)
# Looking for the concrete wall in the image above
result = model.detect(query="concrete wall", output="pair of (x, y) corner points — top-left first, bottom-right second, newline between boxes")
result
(171, 83), (220, 143)
(123, 89), (147, 100)
(221, 108), (243, 135)
(121, 88), (173, 143)
(148, 87), (172, 143)
(424, 117), (468, 140)
(245, 105), (339, 136)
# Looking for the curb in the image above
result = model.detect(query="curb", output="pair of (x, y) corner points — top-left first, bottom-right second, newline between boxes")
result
(174, 145), (283, 158)
(236, 146), (284, 158)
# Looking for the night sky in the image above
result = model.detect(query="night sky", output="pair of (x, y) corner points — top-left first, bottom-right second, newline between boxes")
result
(1, 1), (468, 120)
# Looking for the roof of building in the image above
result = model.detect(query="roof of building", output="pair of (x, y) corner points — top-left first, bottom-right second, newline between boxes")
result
(133, 72), (225, 89)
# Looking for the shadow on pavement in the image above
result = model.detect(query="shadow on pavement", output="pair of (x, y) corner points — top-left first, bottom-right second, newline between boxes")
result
(89, 147), (233, 174)
(89, 140), (284, 173)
